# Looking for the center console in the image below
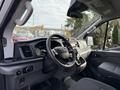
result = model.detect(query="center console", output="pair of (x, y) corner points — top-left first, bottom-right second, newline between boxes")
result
(0, 59), (53, 90)
(75, 57), (87, 72)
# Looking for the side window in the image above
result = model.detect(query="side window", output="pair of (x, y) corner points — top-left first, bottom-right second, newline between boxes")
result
(105, 19), (120, 48)
(91, 23), (107, 49)
(91, 18), (120, 50)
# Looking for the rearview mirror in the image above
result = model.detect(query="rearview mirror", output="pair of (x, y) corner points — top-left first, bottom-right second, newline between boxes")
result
(68, 12), (83, 19)
(86, 36), (94, 46)
(67, 0), (88, 19)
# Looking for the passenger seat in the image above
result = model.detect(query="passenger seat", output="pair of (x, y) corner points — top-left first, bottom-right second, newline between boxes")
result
(64, 77), (116, 90)
(98, 62), (120, 78)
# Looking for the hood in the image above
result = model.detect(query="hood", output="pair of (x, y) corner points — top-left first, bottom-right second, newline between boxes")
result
(68, 0), (120, 20)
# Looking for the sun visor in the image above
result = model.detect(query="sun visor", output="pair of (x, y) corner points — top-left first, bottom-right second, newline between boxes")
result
(68, 0), (120, 20)
(68, 0), (117, 19)
(80, 0), (114, 16)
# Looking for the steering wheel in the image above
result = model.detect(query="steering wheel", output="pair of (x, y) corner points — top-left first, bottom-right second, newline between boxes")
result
(46, 34), (76, 68)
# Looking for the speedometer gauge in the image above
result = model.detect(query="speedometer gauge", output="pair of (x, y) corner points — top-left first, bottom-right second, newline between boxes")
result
(35, 48), (41, 56)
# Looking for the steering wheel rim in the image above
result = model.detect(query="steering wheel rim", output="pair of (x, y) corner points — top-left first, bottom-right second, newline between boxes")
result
(46, 34), (76, 68)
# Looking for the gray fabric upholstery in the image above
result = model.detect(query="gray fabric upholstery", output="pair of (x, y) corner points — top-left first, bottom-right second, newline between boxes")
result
(69, 78), (116, 90)
(98, 62), (120, 78)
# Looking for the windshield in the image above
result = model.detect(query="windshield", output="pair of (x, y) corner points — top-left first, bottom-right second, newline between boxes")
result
(13, 0), (99, 42)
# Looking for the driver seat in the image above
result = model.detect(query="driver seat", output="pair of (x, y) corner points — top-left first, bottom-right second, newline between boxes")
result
(68, 78), (116, 90)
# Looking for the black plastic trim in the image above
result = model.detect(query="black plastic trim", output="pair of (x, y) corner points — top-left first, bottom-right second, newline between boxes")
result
(0, 57), (43, 66)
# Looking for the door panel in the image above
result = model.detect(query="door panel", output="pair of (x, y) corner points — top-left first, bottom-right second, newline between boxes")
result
(86, 50), (120, 89)
(90, 50), (120, 65)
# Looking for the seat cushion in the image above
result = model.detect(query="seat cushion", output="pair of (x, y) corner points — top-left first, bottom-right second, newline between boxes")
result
(69, 78), (116, 90)
(98, 62), (120, 78)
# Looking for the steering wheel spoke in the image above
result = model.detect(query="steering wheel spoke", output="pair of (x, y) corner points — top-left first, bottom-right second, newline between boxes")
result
(52, 48), (58, 55)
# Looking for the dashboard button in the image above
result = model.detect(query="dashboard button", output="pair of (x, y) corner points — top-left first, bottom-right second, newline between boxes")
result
(18, 77), (25, 86)
(23, 66), (34, 74)
(23, 67), (27, 73)
(26, 67), (30, 72)
(16, 71), (22, 76)
(29, 66), (33, 72)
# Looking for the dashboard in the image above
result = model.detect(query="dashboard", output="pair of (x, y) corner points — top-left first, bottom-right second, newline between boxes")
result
(69, 38), (91, 59)
(14, 38), (62, 60)
(14, 38), (91, 62)
(1, 37), (92, 90)
(13, 37), (91, 72)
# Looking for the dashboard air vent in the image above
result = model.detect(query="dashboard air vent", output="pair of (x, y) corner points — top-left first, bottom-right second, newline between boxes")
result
(21, 46), (33, 58)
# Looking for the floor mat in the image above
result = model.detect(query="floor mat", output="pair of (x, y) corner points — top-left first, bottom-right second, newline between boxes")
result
(31, 78), (67, 90)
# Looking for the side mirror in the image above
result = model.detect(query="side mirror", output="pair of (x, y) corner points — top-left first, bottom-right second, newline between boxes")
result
(86, 36), (94, 46)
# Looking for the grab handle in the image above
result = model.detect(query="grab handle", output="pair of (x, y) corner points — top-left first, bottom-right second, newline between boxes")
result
(15, 1), (33, 26)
